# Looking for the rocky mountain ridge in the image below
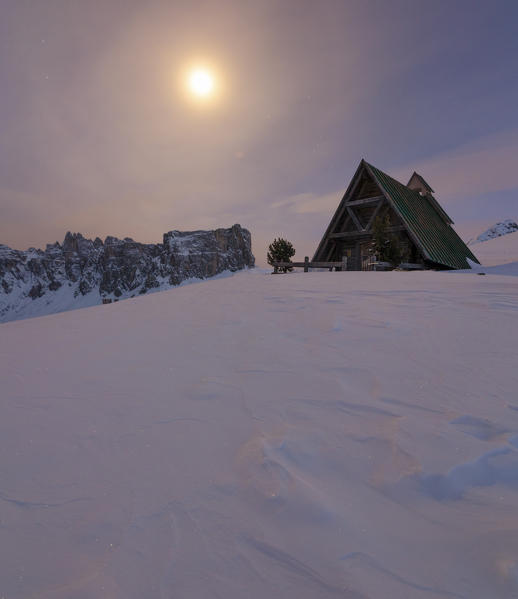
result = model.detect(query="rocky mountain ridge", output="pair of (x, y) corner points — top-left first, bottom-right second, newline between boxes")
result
(0, 224), (254, 323)
(471, 220), (518, 244)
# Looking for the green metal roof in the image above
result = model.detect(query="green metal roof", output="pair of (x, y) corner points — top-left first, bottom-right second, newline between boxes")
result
(364, 161), (480, 269)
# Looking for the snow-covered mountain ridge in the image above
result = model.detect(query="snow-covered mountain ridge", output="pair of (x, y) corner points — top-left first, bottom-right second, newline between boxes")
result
(471, 219), (518, 243)
(0, 224), (254, 323)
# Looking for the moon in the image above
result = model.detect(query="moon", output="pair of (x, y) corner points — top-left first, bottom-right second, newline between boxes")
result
(188, 68), (215, 98)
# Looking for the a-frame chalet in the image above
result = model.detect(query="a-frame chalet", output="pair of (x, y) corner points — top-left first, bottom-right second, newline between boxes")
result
(313, 159), (479, 270)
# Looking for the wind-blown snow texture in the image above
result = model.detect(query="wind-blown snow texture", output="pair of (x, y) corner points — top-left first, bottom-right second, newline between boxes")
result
(1, 268), (518, 598)
(0, 224), (254, 323)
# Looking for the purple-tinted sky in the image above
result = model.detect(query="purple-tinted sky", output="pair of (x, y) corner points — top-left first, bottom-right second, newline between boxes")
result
(1, 0), (517, 264)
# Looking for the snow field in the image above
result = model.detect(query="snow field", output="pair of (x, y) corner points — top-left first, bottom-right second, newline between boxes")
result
(469, 228), (518, 269)
(1, 269), (518, 598)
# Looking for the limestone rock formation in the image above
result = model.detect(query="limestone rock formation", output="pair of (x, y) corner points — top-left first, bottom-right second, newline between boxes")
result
(473, 220), (518, 244)
(0, 224), (254, 322)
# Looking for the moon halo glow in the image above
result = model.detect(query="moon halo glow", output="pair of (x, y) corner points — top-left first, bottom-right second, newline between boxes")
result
(179, 62), (223, 108)
(188, 69), (214, 97)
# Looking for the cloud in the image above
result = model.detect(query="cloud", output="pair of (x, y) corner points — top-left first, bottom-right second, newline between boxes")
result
(238, 188), (342, 267)
(271, 190), (341, 215)
(2, 1), (516, 266)
(0, 188), (73, 249)
(392, 129), (518, 200)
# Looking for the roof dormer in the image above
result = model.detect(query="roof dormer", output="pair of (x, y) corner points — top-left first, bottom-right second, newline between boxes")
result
(407, 171), (434, 195)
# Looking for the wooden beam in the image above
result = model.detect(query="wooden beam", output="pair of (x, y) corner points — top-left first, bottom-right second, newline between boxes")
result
(329, 225), (405, 240)
(272, 261), (345, 268)
(340, 214), (351, 231)
(346, 206), (363, 231)
(347, 195), (385, 207)
(326, 167), (364, 236)
(365, 199), (385, 231)
(324, 242), (335, 261)
(329, 231), (371, 240)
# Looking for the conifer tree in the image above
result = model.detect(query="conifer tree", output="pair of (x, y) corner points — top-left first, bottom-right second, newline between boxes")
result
(370, 214), (402, 266)
(267, 238), (296, 272)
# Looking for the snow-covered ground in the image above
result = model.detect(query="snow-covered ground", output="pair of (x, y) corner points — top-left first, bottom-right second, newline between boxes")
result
(469, 229), (518, 272)
(0, 269), (238, 324)
(1, 266), (518, 598)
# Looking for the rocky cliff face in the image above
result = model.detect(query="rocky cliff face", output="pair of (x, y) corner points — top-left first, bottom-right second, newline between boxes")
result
(472, 220), (518, 244)
(0, 224), (254, 322)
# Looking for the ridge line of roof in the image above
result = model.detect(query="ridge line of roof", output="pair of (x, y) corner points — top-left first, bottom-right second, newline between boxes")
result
(364, 160), (412, 191)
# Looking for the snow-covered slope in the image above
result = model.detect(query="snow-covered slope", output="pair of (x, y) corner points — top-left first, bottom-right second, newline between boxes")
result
(472, 219), (518, 243)
(466, 229), (518, 275)
(1, 269), (518, 598)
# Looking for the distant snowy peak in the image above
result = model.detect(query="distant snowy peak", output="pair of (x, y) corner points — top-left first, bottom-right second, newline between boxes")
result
(473, 220), (518, 244)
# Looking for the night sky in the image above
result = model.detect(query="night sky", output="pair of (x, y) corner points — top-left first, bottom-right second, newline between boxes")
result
(1, 0), (517, 264)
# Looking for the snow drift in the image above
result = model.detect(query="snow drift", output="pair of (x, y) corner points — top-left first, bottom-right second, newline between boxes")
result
(1, 268), (518, 598)
(466, 228), (518, 274)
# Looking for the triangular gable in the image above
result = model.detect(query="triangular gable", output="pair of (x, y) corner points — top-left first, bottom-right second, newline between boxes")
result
(312, 160), (368, 261)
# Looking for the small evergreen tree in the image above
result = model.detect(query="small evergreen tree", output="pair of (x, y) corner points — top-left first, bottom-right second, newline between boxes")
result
(386, 236), (402, 267)
(267, 238), (296, 272)
(370, 214), (402, 266)
(370, 214), (390, 261)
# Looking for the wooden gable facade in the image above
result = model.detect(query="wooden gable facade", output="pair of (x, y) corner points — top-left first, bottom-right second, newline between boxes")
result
(313, 160), (479, 270)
